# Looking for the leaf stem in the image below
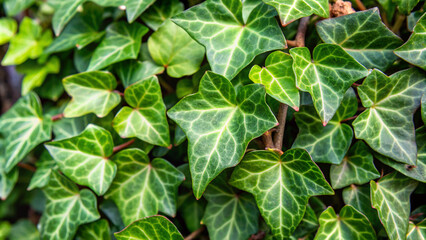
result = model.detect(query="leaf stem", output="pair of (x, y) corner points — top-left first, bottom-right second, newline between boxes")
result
(159, 78), (174, 94)
(392, 14), (406, 34)
(112, 139), (135, 153)
(18, 162), (36, 172)
(355, 0), (366, 11)
(295, 17), (310, 48)
(286, 40), (297, 47)
(113, 90), (125, 97)
(184, 226), (205, 240)
(341, 115), (358, 122)
(273, 104), (288, 150)
(51, 113), (64, 121)
(262, 130), (275, 149)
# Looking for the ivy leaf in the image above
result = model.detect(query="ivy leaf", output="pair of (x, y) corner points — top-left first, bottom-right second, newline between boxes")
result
(40, 171), (100, 240)
(249, 51), (300, 110)
(168, 71), (277, 199)
(45, 124), (117, 196)
(353, 68), (426, 165)
(422, 95), (426, 124)
(27, 150), (57, 191)
(52, 115), (94, 140)
(105, 149), (184, 225)
(172, 0), (285, 80)
(114, 60), (164, 88)
(229, 149), (334, 239)
(0, 164), (18, 200)
(49, 0), (85, 36)
(141, 0), (184, 30)
(0, 18), (17, 45)
(407, 219), (426, 239)
(3, 0), (35, 17)
(88, 22), (148, 71)
(290, 44), (368, 125)
(76, 219), (110, 240)
(395, 13), (426, 70)
(370, 172), (418, 240)
(115, 216), (184, 240)
(177, 193), (206, 232)
(125, 0), (156, 23)
(9, 220), (39, 240)
(342, 185), (380, 229)
(1, 17), (52, 66)
(0, 92), (52, 172)
(203, 173), (259, 240)
(63, 71), (121, 118)
(393, 0), (420, 15)
(316, 8), (403, 71)
(293, 88), (357, 164)
(293, 206), (319, 238)
(148, 20), (205, 78)
(314, 205), (377, 240)
(263, 0), (329, 26)
(330, 141), (380, 189)
(112, 76), (170, 147)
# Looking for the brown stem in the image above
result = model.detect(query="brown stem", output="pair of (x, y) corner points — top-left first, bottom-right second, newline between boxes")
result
(249, 231), (266, 240)
(159, 78), (174, 94)
(184, 226), (205, 240)
(113, 90), (125, 97)
(341, 115), (358, 122)
(286, 40), (297, 47)
(262, 130), (275, 149)
(355, 0), (366, 11)
(18, 162), (36, 172)
(273, 104), (288, 150)
(51, 113), (64, 121)
(409, 212), (424, 221)
(392, 14), (406, 34)
(113, 139), (135, 153)
(295, 17), (310, 47)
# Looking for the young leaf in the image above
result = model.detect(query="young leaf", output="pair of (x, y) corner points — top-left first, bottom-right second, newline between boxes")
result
(172, 0), (285, 80)
(45, 124), (117, 196)
(316, 8), (403, 71)
(63, 71), (121, 118)
(168, 71), (277, 199)
(27, 150), (57, 191)
(141, 0), (184, 30)
(229, 149), (334, 239)
(76, 219), (111, 240)
(49, 0), (86, 36)
(407, 219), (426, 240)
(342, 185), (380, 228)
(4, 0), (35, 17)
(114, 60), (164, 88)
(314, 205), (377, 240)
(112, 76), (170, 147)
(353, 69), (426, 165)
(125, 0), (156, 23)
(290, 44), (368, 125)
(114, 216), (184, 240)
(40, 171), (100, 240)
(0, 18), (17, 45)
(249, 51), (300, 110)
(370, 172), (418, 240)
(105, 149), (184, 225)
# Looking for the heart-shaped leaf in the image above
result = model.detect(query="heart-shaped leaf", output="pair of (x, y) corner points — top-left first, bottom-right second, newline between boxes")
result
(141, 0), (184, 30)
(0, 18), (17, 44)
(76, 219), (111, 240)
(115, 216), (184, 240)
(342, 185), (380, 228)
(114, 60), (164, 88)
(53, 115), (94, 140)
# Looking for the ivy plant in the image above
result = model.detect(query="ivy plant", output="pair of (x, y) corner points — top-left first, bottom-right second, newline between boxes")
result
(0, 0), (425, 239)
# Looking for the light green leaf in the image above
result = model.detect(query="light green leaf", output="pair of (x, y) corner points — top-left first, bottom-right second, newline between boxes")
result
(45, 124), (116, 196)
(353, 68), (426, 165)
(114, 60), (164, 88)
(290, 44), (368, 124)
(293, 88), (357, 164)
(105, 149), (184, 225)
(76, 219), (111, 240)
(125, 0), (156, 23)
(1, 17), (52, 66)
(148, 20), (205, 78)
(342, 185), (380, 228)
(249, 51), (299, 110)
(395, 13), (426, 70)
(177, 193), (206, 232)
(0, 221), (11, 240)
(52, 115), (94, 140)
(316, 8), (403, 71)
(168, 71), (277, 198)
(203, 173), (259, 240)
(9, 220), (39, 240)
(407, 219), (426, 240)
(263, 0), (329, 26)
(141, 0), (184, 30)
(27, 150), (57, 191)
(3, 0), (35, 17)
(314, 205), (377, 240)
(40, 171), (100, 240)
(63, 71), (121, 118)
(229, 149), (334, 239)
(49, 0), (86, 36)
(172, 0), (285, 80)
(0, 92), (52, 172)
(88, 21), (148, 71)
(114, 215), (184, 240)
(112, 76), (170, 147)
(0, 167), (18, 200)
(370, 172), (418, 240)
(330, 141), (380, 189)
(0, 18), (17, 45)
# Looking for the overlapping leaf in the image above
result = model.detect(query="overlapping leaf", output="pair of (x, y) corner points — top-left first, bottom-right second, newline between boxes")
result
(393, 0), (420, 15)
(9, 220), (39, 240)
(407, 220), (426, 239)
(317, 8), (403, 70)
(52, 115), (94, 140)
(353, 68), (426, 165)
(17, 57), (60, 95)
(76, 219), (110, 240)
(290, 44), (368, 124)
(0, 18), (17, 44)
(4, 0), (35, 17)
(125, 0), (156, 23)
(168, 71), (277, 198)
(141, 0), (184, 30)
(172, 0), (285, 80)
(45, 124), (117, 196)
(114, 60), (164, 88)
(115, 216), (183, 240)
(342, 185), (380, 228)
(229, 149), (334, 238)
(293, 206), (319, 238)
(177, 193), (206, 232)
(48, 0), (86, 36)
(0, 137), (18, 200)
(27, 150), (57, 191)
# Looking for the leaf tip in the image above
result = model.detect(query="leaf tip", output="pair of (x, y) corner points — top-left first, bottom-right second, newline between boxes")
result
(293, 106), (299, 112)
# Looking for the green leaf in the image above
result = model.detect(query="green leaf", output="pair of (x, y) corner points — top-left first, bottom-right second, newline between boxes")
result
(148, 20), (205, 78)
(9, 220), (39, 240)
(45, 124), (116, 196)
(370, 172), (418, 240)
(393, 0), (420, 15)
(293, 88), (357, 164)
(114, 60), (164, 88)
(353, 68), (426, 165)
(314, 205), (377, 240)
(407, 219), (426, 240)
(88, 21), (148, 71)
(203, 174), (259, 240)
(40, 171), (100, 240)
(49, 0), (86, 36)
(3, 0), (35, 17)
(249, 51), (300, 110)
(290, 44), (368, 124)
(52, 115), (94, 140)
(293, 206), (319, 238)
(168, 71), (277, 198)
(27, 150), (57, 191)
(316, 8), (403, 71)
(0, 221), (11, 240)
(141, 0), (184, 30)
(422, 95), (426, 124)
(342, 185), (380, 229)
(112, 76), (170, 147)
(263, 0), (329, 26)
(0, 18), (17, 45)
(76, 219), (111, 240)
(330, 141), (380, 189)
(177, 193), (206, 232)
(395, 13), (426, 70)
(1, 17), (52, 66)
(63, 71), (121, 118)
(105, 149), (184, 225)
(114, 215), (184, 240)
(0, 92), (52, 172)
(125, 0), (156, 23)
(407, 10), (424, 31)
(172, 0), (285, 80)
(229, 149), (334, 239)
(0, 167), (18, 200)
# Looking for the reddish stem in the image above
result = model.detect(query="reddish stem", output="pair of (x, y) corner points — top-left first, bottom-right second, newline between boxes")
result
(113, 139), (135, 153)
(18, 162), (36, 172)
(184, 226), (205, 240)
(51, 113), (64, 121)
(341, 115), (358, 122)
(113, 90), (125, 97)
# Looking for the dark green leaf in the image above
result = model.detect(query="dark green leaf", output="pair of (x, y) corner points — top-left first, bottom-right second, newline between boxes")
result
(114, 60), (164, 88)
(76, 219), (111, 240)
(342, 185), (380, 228)
(9, 220), (39, 240)
(141, 0), (184, 30)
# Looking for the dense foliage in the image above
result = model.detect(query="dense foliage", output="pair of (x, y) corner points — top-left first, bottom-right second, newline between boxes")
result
(0, 0), (425, 239)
